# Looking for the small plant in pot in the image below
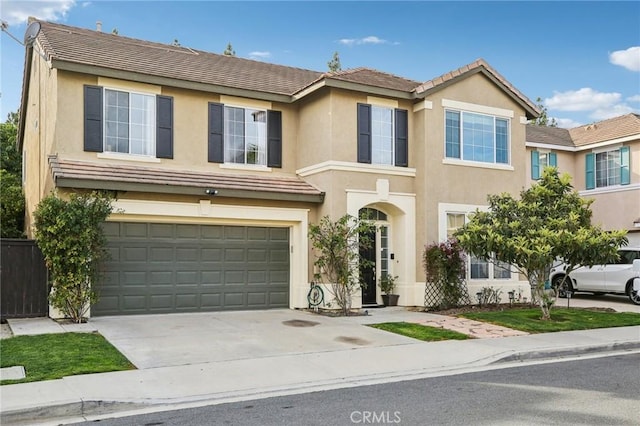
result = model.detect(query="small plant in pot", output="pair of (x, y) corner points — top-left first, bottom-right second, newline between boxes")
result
(379, 273), (399, 306)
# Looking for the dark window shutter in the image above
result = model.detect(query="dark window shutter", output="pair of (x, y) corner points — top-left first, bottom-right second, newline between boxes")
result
(156, 95), (173, 159)
(208, 102), (224, 163)
(357, 103), (371, 163)
(84, 85), (103, 152)
(267, 110), (282, 168)
(394, 109), (408, 167)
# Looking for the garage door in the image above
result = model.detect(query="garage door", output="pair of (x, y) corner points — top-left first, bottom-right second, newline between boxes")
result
(93, 222), (290, 316)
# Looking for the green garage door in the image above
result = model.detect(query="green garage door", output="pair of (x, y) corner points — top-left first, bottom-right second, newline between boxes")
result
(94, 222), (290, 316)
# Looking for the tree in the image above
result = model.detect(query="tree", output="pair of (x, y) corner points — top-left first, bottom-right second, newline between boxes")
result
(1, 111), (25, 238)
(327, 51), (341, 72)
(530, 97), (557, 127)
(455, 168), (627, 320)
(309, 214), (373, 315)
(223, 42), (236, 56)
(34, 191), (114, 322)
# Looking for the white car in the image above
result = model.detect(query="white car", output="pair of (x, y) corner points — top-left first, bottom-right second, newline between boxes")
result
(549, 247), (640, 305)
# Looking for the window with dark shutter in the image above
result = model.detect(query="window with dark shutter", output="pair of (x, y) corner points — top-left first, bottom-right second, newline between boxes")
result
(267, 110), (282, 168)
(357, 103), (372, 163)
(156, 95), (173, 159)
(395, 109), (408, 167)
(208, 102), (224, 163)
(84, 85), (103, 152)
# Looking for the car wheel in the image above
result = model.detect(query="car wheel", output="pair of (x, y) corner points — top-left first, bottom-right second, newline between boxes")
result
(627, 282), (640, 306)
(553, 275), (572, 298)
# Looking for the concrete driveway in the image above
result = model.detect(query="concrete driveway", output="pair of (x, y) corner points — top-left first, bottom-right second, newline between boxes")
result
(555, 293), (640, 313)
(90, 309), (421, 369)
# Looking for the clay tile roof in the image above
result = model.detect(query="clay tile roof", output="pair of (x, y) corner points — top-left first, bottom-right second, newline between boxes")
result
(526, 125), (574, 147)
(324, 67), (422, 92)
(48, 156), (324, 203)
(36, 21), (323, 96)
(414, 58), (539, 118)
(568, 113), (640, 146)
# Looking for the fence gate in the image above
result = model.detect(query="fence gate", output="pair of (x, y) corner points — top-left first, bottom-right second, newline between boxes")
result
(1, 239), (48, 319)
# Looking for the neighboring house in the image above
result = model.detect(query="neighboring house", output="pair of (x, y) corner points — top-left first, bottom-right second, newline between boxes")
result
(19, 19), (540, 317)
(526, 114), (640, 246)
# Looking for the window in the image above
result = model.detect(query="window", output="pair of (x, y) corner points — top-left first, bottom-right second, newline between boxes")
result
(83, 85), (173, 158)
(531, 150), (557, 180)
(445, 110), (510, 164)
(208, 103), (281, 168)
(224, 107), (267, 165)
(371, 106), (394, 165)
(585, 147), (630, 189)
(445, 212), (512, 280)
(104, 89), (155, 155)
(357, 103), (408, 167)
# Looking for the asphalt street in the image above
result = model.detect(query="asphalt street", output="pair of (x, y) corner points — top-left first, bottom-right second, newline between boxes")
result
(70, 353), (640, 426)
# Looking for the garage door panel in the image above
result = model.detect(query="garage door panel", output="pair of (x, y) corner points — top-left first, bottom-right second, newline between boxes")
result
(224, 293), (245, 306)
(95, 223), (290, 315)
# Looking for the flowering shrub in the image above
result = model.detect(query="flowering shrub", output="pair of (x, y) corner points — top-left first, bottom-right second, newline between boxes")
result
(423, 239), (469, 309)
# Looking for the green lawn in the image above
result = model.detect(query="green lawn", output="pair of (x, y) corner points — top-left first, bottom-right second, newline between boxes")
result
(1, 332), (135, 385)
(459, 308), (640, 333)
(369, 322), (470, 341)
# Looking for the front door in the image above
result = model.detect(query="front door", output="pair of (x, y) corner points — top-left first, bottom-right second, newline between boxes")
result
(360, 226), (377, 305)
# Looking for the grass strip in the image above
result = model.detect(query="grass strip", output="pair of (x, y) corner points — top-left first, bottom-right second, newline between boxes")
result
(369, 321), (469, 341)
(459, 308), (640, 333)
(1, 332), (135, 385)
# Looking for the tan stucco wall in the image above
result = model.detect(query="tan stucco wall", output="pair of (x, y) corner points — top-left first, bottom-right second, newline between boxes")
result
(417, 73), (530, 249)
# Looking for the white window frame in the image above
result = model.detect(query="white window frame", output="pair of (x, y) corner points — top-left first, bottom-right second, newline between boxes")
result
(103, 87), (156, 157)
(371, 105), (395, 166)
(223, 104), (268, 166)
(444, 109), (511, 166)
(443, 208), (513, 281)
(595, 149), (621, 188)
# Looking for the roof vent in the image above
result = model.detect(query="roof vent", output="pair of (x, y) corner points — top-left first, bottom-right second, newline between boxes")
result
(585, 124), (598, 131)
(96, 21), (102, 32)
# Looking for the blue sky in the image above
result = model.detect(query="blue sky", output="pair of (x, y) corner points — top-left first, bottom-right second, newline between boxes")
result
(1, 1), (639, 128)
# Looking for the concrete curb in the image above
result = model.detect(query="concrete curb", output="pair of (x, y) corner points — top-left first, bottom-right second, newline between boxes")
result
(492, 341), (640, 364)
(3, 341), (638, 425)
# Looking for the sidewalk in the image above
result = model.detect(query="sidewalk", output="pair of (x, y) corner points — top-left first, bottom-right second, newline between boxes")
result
(1, 308), (639, 425)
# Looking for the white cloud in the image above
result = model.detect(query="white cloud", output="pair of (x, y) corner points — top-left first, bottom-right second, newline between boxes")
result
(589, 104), (637, 121)
(545, 88), (621, 112)
(338, 36), (388, 46)
(0, 0), (76, 26)
(249, 51), (271, 60)
(554, 117), (583, 129)
(628, 94), (640, 103)
(609, 46), (640, 72)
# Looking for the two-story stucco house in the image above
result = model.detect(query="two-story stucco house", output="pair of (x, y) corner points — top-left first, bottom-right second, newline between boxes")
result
(19, 20), (542, 317)
(526, 114), (640, 246)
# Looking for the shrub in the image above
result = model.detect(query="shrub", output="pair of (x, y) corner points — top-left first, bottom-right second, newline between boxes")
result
(423, 239), (469, 309)
(34, 191), (114, 322)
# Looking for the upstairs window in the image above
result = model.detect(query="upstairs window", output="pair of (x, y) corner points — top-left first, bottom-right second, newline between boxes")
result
(83, 85), (173, 159)
(224, 107), (267, 165)
(445, 110), (510, 165)
(357, 103), (408, 167)
(208, 103), (282, 168)
(585, 146), (630, 189)
(104, 89), (155, 156)
(530, 150), (557, 180)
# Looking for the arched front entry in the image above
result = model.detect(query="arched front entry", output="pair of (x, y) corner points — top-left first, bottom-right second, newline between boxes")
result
(359, 207), (391, 306)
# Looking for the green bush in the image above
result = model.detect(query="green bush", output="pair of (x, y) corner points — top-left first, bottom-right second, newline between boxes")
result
(34, 192), (114, 322)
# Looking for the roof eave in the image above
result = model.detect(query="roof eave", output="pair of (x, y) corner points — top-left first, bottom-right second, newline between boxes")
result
(292, 76), (414, 101)
(52, 59), (295, 104)
(54, 177), (325, 204)
(415, 68), (540, 119)
(17, 46), (34, 151)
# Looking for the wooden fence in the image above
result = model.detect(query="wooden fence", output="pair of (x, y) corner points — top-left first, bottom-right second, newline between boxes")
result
(1, 239), (49, 319)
